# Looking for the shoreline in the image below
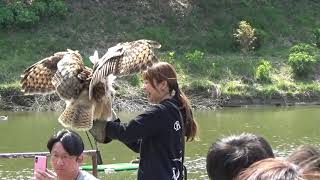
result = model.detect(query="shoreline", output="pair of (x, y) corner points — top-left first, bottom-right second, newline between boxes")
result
(1, 87), (320, 112)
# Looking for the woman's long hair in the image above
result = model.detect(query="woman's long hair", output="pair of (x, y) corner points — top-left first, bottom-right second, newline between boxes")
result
(142, 62), (198, 141)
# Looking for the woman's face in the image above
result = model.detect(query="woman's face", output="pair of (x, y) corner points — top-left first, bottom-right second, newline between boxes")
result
(143, 79), (168, 104)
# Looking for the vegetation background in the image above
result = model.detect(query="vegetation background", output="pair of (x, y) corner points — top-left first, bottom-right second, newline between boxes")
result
(1, 0), (320, 110)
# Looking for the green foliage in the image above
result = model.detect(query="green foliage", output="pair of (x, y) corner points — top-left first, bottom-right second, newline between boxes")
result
(135, 27), (174, 51)
(255, 60), (272, 83)
(210, 62), (221, 80)
(14, 6), (40, 27)
(163, 51), (176, 65)
(31, 1), (47, 16)
(0, 0), (67, 28)
(46, 0), (67, 17)
(128, 75), (141, 87)
(314, 28), (320, 48)
(288, 43), (318, 78)
(289, 43), (317, 56)
(221, 80), (250, 95)
(185, 50), (204, 62)
(233, 20), (257, 53)
(251, 28), (267, 50)
(188, 79), (213, 92)
(160, 51), (183, 75)
(0, 6), (14, 27)
(1, 1), (320, 99)
(288, 52), (317, 77)
(184, 50), (207, 72)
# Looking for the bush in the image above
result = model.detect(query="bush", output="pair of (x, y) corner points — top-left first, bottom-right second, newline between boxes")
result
(47, 0), (68, 17)
(210, 62), (221, 80)
(314, 28), (320, 48)
(251, 28), (267, 50)
(0, 0), (67, 28)
(233, 20), (257, 53)
(256, 60), (272, 83)
(0, 6), (14, 27)
(163, 51), (176, 65)
(288, 52), (317, 77)
(15, 7), (40, 27)
(289, 43), (316, 56)
(184, 50), (206, 72)
(31, 1), (47, 16)
(185, 49), (204, 62)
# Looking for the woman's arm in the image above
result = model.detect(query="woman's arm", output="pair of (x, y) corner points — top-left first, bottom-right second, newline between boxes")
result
(124, 140), (141, 153)
(106, 105), (167, 143)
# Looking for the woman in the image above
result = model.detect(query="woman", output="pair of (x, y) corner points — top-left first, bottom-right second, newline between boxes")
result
(92, 62), (198, 180)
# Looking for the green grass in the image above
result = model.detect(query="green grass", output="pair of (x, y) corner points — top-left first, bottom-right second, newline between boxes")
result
(1, 0), (320, 98)
(0, 81), (20, 89)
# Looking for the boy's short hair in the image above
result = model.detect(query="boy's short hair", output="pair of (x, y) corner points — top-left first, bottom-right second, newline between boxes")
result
(206, 133), (274, 180)
(47, 129), (84, 156)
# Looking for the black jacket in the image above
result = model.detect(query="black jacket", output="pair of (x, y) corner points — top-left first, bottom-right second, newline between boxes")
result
(106, 98), (185, 180)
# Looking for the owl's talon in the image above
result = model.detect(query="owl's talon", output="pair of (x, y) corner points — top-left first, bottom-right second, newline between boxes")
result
(89, 120), (108, 143)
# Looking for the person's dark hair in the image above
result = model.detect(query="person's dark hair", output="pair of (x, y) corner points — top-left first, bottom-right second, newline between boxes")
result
(235, 158), (302, 180)
(206, 133), (275, 180)
(142, 62), (198, 141)
(47, 129), (84, 156)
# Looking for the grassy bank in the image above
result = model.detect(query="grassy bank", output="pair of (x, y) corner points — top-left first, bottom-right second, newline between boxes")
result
(1, 0), (320, 103)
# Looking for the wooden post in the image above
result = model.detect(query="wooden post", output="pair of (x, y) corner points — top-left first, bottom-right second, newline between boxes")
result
(0, 150), (98, 178)
(91, 151), (98, 177)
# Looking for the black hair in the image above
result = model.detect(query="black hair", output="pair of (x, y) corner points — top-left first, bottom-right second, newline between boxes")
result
(47, 129), (84, 156)
(206, 133), (275, 180)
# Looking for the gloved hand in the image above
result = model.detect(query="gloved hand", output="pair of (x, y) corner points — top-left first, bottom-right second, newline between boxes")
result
(89, 109), (119, 143)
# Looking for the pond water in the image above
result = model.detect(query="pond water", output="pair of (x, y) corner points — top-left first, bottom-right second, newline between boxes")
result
(1, 105), (320, 179)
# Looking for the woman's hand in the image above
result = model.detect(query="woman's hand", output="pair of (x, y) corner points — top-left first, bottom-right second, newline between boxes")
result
(34, 169), (57, 180)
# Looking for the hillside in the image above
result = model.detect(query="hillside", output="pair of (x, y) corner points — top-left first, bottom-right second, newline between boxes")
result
(1, 0), (320, 109)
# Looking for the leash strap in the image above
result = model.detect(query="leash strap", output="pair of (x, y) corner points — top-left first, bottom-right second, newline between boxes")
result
(167, 101), (187, 180)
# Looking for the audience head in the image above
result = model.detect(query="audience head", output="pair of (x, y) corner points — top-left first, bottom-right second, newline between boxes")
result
(206, 133), (274, 180)
(47, 129), (85, 178)
(287, 145), (320, 167)
(236, 158), (303, 180)
(287, 145), (320, 180)
(47, 129), (84, 156)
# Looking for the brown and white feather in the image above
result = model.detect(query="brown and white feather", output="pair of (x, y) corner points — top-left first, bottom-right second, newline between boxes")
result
(20, 52), (65, 95)
(20, 50), (100, 131)
(89, 39), (161, 98)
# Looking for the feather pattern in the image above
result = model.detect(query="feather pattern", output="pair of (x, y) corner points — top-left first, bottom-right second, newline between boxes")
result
(20, 49), (97, 130)
(20, 52), (65, 95)
(20, 39), (161, 131)
(89, 39), (161, 99)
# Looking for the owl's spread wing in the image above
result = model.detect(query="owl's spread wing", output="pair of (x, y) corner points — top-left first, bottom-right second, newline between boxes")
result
(50, 50), (89, 100)
(20, 50), (90, 101)
(89, 39), (161, 98)
(20, 51), (66, 95)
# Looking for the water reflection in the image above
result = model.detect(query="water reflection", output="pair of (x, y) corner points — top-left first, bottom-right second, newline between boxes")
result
(1, 105), (320, 179)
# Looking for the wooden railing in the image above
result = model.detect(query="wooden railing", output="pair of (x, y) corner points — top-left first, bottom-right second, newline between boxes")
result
(0, 150), (98, 178)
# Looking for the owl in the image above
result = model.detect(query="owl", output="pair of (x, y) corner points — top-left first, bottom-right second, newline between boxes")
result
(20, 39), (161, 131)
